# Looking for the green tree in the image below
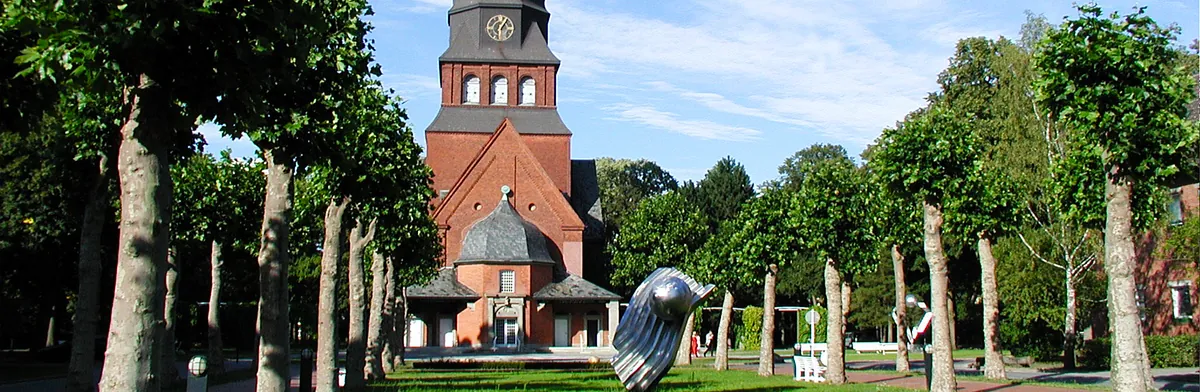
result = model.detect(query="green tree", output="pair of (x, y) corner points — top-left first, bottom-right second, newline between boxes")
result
(608, 192), (709, 295)
(724, 189), (802, 376)
(595, 157), (678, 231)
(697, 157), (754, 227)
(791, 152), (875, 383)
(777, 144), (850, 190)
(171, 151), (265, 375)
(692, 218), (761, 371)
(873, 104), (980, 391)
(1035, 5), (1198, 389)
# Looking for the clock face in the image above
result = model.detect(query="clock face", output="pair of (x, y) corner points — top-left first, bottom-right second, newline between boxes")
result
(486, 15), (515, 42)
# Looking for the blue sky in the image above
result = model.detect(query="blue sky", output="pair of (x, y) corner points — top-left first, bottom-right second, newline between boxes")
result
(203, 0), (1199, 185)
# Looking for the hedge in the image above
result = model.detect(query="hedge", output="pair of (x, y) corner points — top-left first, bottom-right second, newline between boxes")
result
(739, 306), (763, 350)
(1080, 334), (1198, 369)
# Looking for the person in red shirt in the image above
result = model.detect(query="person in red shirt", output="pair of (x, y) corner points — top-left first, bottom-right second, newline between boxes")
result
(690, 331), (699, 358)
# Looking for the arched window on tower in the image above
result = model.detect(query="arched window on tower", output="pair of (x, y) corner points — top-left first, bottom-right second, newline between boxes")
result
(491, 76), (508, 105)
(463, 75), (480, 104)
(519, 77), (536, 106)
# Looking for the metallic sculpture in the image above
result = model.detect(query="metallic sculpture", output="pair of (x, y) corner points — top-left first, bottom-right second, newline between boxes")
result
(613, 268), (715, 391)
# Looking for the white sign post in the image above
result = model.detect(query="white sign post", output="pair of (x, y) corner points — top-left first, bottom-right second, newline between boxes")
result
(804, 309), (820, 357)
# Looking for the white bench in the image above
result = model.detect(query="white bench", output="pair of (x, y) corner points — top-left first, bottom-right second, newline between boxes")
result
(797, 343), (828, 355)
(793, 355), (826, 382)
(851, 341), (899, 354)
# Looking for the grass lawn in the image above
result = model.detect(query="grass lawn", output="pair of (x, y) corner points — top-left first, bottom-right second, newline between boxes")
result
(369, 367), (912, 391)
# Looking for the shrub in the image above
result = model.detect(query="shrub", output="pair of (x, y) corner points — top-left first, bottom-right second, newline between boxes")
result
(1145, 335), (1199, 368)
(796, 305), (827, 344)
(1000, 318), (1062, 361)
(739, 306), (763, 350)
(1080, 335), (1199, 369)
(1079, 338), (1109, 369)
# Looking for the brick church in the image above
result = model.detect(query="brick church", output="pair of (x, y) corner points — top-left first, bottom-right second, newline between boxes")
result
(404, 0), (621, 350)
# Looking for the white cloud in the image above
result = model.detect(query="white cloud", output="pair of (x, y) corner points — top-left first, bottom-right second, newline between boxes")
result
(602, 103), (762, 142)
(198, 123), (257, 158)
(546, 0), (999, 143)
(381, 72), (442, 100)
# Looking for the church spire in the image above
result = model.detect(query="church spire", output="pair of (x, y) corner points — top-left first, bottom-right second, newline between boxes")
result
(441, 0), (559, 65)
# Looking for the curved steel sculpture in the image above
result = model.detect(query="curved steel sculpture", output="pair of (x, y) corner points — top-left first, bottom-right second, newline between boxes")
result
(612, 268), (714, 391)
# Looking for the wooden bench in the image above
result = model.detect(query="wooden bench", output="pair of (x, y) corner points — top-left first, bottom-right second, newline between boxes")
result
(851, 341), (899, 354)
(793, 355), (826, 382)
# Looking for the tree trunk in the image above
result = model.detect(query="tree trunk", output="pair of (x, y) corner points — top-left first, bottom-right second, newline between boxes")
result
(1104, 168), (1153, 391)
(824, 259), (847, 384)
(316, 198), (347, 392)
(365, 250), (388, 380)
(947, 293), (957, 350)
(395, 288), (408, 368)
(714, 291), (734, 371)
(757, 264), (779, 377)
(159, 249), (180, 387)
(255, 148), (294, 392)
(208, 240), (226, 376)
(923, 200), (956, 392)
(346, 218), (376, 389)
(675, 313), (696, 365)
(99, 74), (170, 392)
(67, 153), (110, 392)
(892, 244), (910, 373)
(978, 236), (1006, 379)
(1063, 268), (1078, 369)
(381, 257), (397, 374)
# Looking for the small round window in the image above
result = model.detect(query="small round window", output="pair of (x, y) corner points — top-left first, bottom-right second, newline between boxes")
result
(474, 202), (483, 211)
(528, 203), (537, 211)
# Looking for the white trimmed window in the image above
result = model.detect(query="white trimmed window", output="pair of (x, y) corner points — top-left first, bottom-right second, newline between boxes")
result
(519, 77), (536, 106)
(491, 76), (508, 105)
(500, 270), (515, 293)
(463, 75), (481, 104)
(1170, 281), (1194, 319)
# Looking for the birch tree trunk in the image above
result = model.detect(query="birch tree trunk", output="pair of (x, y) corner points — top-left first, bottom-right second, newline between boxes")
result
(346, 218), (376, 389)
(978, 236), (1006, 379)
(757, 264), (779, 377)
(159, 249), (180, 386)
(381, 258), (397, 374)
(255, 148), (294, 392)
(1104, 169), (1153, 391)
(714, 291), (734, 371)
(675, 313), (695, 365)
(892, 244), (910, 373)
(923, 201), (956, 392)
(1063, 268), (1078, 369)
(315, 198), (347, 392)
(67, 154), (111, 392)
(365, 251), (388, 380)
(824, 259), (847, 384)
(100, 75), (170, 392)
(208, 240), (226, 375)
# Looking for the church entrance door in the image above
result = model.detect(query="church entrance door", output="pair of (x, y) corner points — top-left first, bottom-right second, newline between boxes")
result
(585, 318), (600, 347)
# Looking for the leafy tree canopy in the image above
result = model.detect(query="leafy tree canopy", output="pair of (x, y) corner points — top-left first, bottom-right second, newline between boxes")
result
(608, 192), (708, 294)
(595, 157), (677, 232)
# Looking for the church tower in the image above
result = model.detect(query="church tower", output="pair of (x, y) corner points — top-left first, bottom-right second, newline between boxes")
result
(408, 0), (619, 351)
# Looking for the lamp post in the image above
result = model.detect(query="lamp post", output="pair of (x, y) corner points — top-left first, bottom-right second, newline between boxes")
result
(186, 355), (208, 392)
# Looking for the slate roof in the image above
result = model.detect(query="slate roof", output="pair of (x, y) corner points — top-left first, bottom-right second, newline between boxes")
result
(425, 106), (571, 135)
(441, 0), (559, 65)
(457, 197), (557, 264)
(532, 274), (621, 301)
(570, 160), (605, 240)
(406, 268), (480, 299)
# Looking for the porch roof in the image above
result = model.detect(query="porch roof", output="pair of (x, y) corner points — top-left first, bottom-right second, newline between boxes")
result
(533, 274), (621, 301)
(406, 268), (480, 300)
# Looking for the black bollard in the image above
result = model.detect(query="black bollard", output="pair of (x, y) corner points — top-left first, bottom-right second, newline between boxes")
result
(923, 347), (932, 390)
(300, 349), (314, 392)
